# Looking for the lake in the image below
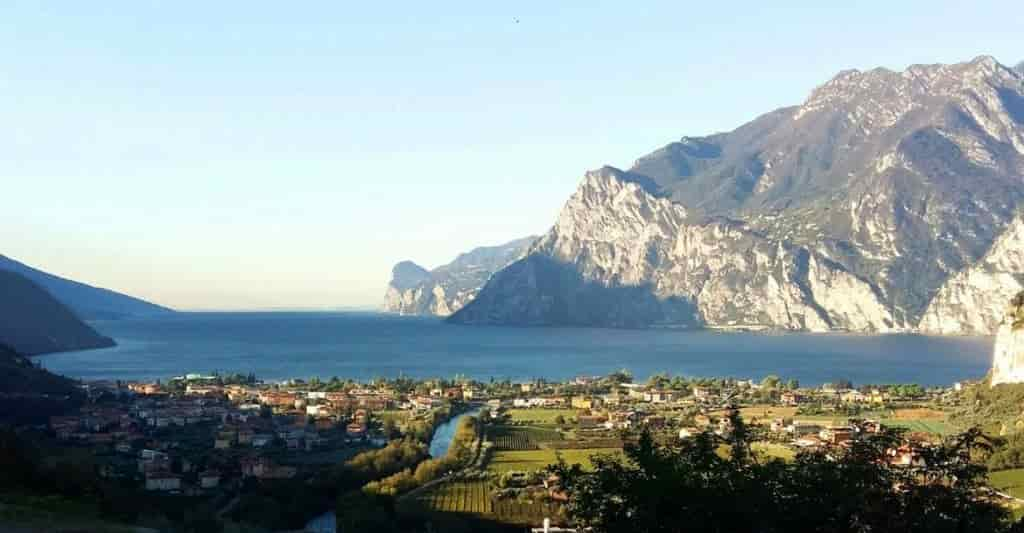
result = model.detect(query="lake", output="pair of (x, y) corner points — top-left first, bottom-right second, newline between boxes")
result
(37, 312), (994, 386)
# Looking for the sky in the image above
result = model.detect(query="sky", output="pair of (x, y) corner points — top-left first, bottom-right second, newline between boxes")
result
(1, 1), (1021, 310)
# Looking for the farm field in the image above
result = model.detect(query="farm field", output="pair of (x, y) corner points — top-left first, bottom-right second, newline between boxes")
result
(990, 468), (1024, 499)
(506, 408), (576, 425)
(490, 426), (563, 451)
(487, 448), (623, 473)
(734, 406), (798, 422)
(752, 442), (796, 461)
(410, 480), (562, 525)
(880, 418), (954, 436)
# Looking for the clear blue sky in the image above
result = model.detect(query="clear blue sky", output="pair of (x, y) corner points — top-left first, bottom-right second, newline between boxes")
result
(2, 1), (1020, 310)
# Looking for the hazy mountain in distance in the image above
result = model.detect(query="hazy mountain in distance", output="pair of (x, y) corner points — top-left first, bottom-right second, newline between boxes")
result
(384, 236), (537, 316)
(0, 255), (172, 320)
(0, 270), (116, 355)
(452, 56), (1024, 333)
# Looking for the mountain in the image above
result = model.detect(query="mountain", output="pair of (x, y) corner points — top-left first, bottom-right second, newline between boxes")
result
(0, 270), (116, 355)
(451, 56), (1024, 332)
(384, 236), (537, 316)
(0, 344), (79, 396)
(919, 216), (1024, 334)
(0, 254), (172, 319)
(1017, 61), (1024, 74)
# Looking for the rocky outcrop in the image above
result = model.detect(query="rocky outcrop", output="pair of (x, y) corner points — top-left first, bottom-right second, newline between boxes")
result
(384, 237), (536, 316)
(919, 217), (1024, 334)
(991, 292), (1024, 386)
(451, 57), (1024, 332)
(451, 169), (899, 331)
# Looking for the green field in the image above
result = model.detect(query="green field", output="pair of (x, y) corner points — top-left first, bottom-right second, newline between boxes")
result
(417, 480), (493, 514)
(490, 426), (563, 451)
(880, 419), (954, 436)
(990, 469), (1024, 499)
(487, 448), (623, 473)
(752, 442), (796, 461)
(506, 409), (576, 425)
(411, 481), (562, 525)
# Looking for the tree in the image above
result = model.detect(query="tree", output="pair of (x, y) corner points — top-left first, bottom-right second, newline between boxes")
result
(608, 369), (633, 384)
(551, 419), (1010, 532)
(760, 375), (781, 389)
(646, 373), (669, 389)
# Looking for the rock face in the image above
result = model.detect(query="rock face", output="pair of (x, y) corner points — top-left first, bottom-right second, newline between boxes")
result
(452, 169), (897, 330)
(0, 270), (116, 355)
(919, 217), (1024, 334)
(451, 56), (1024, 332)
(991, 293), (1024, 386)
(0, 254), (172, 319)
(383, 237), (536, 316)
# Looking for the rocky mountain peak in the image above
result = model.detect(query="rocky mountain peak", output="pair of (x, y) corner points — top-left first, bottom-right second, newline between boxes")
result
(450, 56), (1024, 333)
(384, 237), (536, 317)
(389, 261), (431, 291)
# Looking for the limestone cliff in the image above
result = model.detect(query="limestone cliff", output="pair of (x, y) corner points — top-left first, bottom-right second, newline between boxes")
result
(449, 56), (1024, 332)
(383, 237), (536, 317)
(991, 292), (1024, 386)
(919, 217), (1024, 334)
(451, 169), (899, 331)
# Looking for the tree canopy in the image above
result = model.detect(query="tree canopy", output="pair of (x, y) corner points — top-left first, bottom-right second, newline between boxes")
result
(551, 414), (1013, 533)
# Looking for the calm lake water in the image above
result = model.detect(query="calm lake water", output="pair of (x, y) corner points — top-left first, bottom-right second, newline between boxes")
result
(37, 312), (993, 386)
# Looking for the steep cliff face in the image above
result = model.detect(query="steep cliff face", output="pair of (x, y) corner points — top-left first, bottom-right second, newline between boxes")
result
(451, 57), (1024, 331)
(919, 217), (1024, 334)
(383, 237), (536, 316)
(991, 293), (1024, 386)
(452, 169), (898, 331)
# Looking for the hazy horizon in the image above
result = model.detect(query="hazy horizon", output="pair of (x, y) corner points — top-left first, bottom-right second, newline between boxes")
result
(3, 1), (1021, 310)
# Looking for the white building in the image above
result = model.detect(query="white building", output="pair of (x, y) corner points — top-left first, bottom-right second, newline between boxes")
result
(145, 473), (182, 492)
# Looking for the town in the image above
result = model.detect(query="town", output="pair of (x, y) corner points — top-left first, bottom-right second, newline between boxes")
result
(5, 368), (974, 532)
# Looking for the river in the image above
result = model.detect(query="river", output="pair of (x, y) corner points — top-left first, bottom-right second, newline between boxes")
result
(428, 405), (484, 458)
(306, 406), (483, 532)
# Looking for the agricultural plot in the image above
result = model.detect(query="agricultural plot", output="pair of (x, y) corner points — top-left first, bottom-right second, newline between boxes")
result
(417, 480), (493, 515)
(752, 442), (796, 461)
(490, 426), (563, 451)
(990, 468), (1024, 499)
(506, 408), (576, 425)
(488, 448), (623, 473)
(413, 481), (561, 525)
(881, 418), (954, 436)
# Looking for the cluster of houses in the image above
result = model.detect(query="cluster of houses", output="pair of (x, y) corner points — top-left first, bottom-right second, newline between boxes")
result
(46, 378), (462, 495)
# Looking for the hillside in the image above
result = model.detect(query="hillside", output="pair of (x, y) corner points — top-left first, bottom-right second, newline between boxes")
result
(0, 270), (116, 355)
(452, 56), (1024, 332)
(0, 344), (79, 396)
(0, 254), (172, 320)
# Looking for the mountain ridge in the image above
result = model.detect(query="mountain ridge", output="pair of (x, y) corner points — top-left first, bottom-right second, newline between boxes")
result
(0, 254), (172, 320)
(0, 270), (116, 355)
(450, 56), (1024, 333)
(384, 236), (537, 316)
